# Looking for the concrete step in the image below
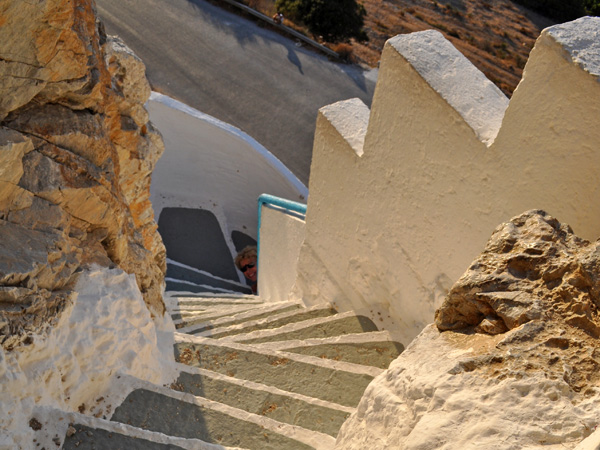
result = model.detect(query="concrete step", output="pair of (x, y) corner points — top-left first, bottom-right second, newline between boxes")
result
(110, 383), (334, 450)
(164, 293), (263, 314)
(166, 278), (246, 295)
(166, 294), (266, 325)
(172, 304), (269, 329)
(177, 302), (304, 334)
(63, 423), (195, 450)
(173, 363), (354, 437)
(167, 294), (263, 307)
(166, 259), (252, 294)
(56, 288), (398, 449)
(252, 331), (405, 369)
(284, 339), (404, 369)
(174, 334), (381, 408)
(173, 301), (265, 314)
(196, 304), (340, 339)
(39, 407), (236, 450)
(221, 311), (380, 345)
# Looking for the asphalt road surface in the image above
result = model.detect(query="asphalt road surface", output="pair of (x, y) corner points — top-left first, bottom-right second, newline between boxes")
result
(95, 0), (377, 184)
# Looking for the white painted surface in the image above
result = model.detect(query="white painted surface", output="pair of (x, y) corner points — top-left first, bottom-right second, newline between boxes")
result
(335, 325), (600, 450)
(257, 204), (306, 302)
(148, 92), (308, 244)
(546, 16), (600, 76)
(574, 428), (600, 450)
(0, 267), (177, 449)
(389, 30), (509, 146)
(292, 17), (600, 346)
(320, 98), (369, 157)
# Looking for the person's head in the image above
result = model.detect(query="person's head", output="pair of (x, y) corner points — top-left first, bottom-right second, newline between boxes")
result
(235, 246), (257, 282)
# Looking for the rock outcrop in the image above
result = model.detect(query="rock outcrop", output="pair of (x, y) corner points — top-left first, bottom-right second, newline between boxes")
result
(335, 210), (600, 449)
(0, 0), (165, 350)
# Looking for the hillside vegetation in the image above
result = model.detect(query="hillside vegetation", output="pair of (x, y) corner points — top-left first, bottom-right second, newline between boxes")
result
(242, 0), (562, 95)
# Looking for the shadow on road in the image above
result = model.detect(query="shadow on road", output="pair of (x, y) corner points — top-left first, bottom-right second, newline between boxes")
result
(184, 0), (371, 92)
(286, 45), (304, 74)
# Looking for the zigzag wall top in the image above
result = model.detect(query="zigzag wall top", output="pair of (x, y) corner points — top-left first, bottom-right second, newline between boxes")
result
(291, 16), (600, 344)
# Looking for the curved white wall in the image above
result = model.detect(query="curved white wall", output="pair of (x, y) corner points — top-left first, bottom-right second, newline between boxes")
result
(147, 92), (307, 244)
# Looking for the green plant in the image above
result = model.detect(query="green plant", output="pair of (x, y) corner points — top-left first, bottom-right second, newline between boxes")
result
(275, 0), (304, 21)
(584, 0), (600, 14)
(510, 0), (589, 22)
(496, 48), (508, 59)
(275, 0), (369, 42)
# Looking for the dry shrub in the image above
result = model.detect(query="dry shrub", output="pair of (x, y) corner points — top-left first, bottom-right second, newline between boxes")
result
(246, 0), (277, 16)
(333, 42), (354, 61)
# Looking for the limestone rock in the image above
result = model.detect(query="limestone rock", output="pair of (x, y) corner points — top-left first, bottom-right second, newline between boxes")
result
(336, 211), (600, 449)
(435, 210), (598, 337)
(0, 0), (106, 120)
(0, 0), (166, 350)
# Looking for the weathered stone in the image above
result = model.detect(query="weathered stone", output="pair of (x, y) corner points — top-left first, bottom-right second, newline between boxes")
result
(7, 197), (70, 233)
(0, 220), (80, 290)
(435, 210), (593, 334)
(0, 0), (166, 348)
(6, 104), (115, 171)
(0, 128), (32, 182)
(0, 0), (105, 120)
(104, 35), (151, 126)
(336, 211), (600, 450)
(0, 128), (34, 212)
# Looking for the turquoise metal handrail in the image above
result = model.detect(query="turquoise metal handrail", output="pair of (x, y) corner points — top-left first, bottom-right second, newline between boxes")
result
(257, 193), (307, 262)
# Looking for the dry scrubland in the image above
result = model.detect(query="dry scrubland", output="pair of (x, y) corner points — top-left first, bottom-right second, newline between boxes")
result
(243, 0), (555, 95)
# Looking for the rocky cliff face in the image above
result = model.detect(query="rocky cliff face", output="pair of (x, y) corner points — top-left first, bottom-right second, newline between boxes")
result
(0, 0), (165, 350)
(336, 210), (600, 449)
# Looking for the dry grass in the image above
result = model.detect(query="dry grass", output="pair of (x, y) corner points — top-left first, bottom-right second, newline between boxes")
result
(244, 0), (278, 16)
(333, 42), (355, 62)
(238, 0), (555, 96)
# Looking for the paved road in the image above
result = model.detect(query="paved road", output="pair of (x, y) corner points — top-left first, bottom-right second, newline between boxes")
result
(96, 0), (376, 184)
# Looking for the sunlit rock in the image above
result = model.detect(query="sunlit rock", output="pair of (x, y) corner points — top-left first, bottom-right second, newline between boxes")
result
(336, 211), (600, 450)
(0, 0), (166, 350)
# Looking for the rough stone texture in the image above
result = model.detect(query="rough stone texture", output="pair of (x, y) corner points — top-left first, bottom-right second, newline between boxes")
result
(0, 0), (166, 350)
(0, 267), (177, 449)
(335, 211), (600, 450)
(435, 210), (598, 336)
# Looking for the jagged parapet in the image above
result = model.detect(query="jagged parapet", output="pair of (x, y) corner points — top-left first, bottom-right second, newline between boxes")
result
(292, 17), (600, 345)
(381, 30), (509, 146)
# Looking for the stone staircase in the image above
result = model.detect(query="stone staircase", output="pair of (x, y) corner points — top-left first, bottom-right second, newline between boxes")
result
(61, 291), (404, 449)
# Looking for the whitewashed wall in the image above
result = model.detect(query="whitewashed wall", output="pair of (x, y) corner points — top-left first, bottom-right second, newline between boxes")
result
(257, 204), (306, 303)
(0, 267), (177, 449)
(292, 17), (600, 345)
(147, 93), (307, 242)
